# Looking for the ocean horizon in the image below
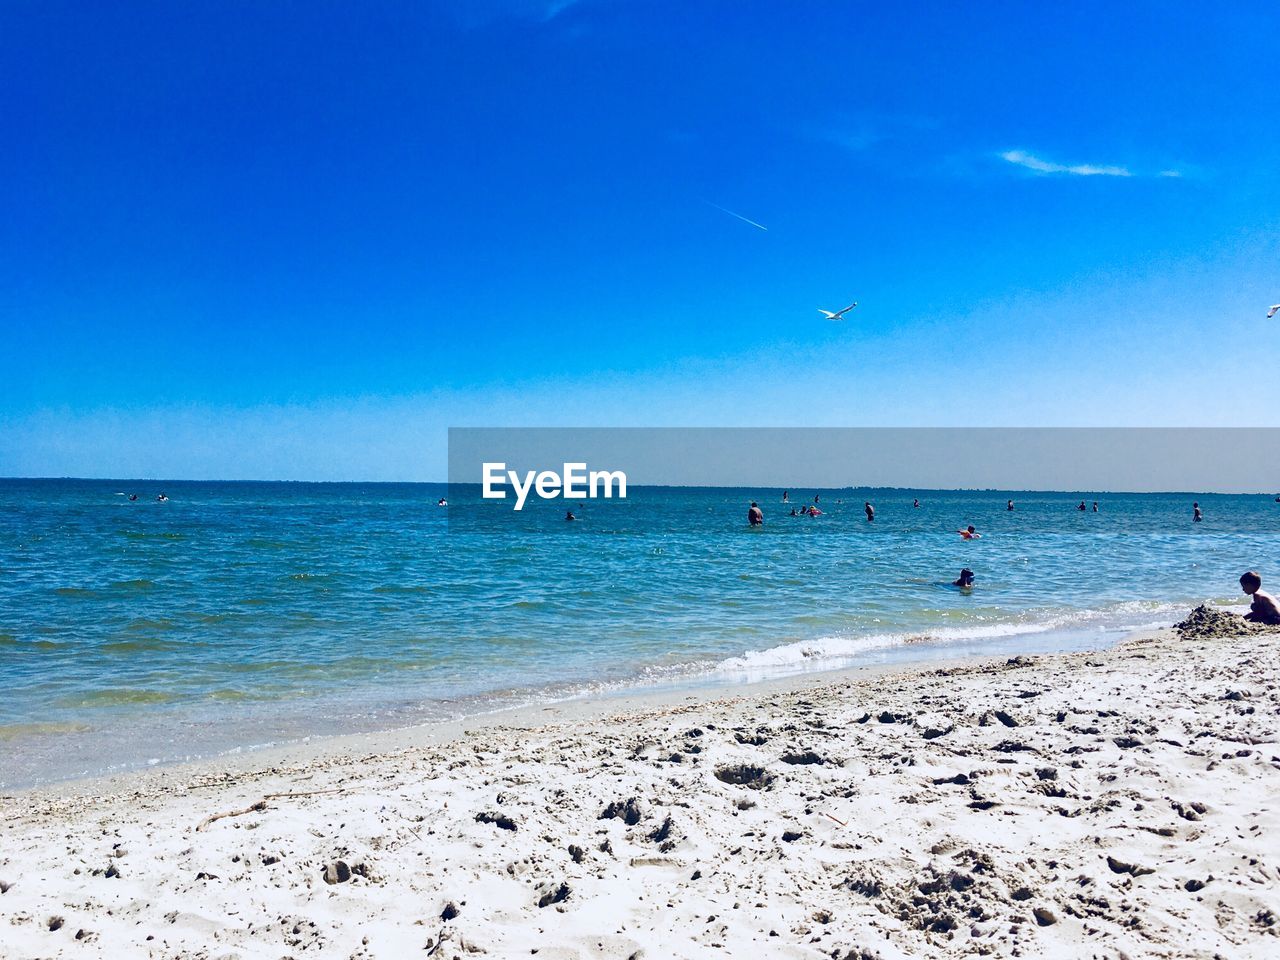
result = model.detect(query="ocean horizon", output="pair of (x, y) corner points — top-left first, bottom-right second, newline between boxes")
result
(2, 477), (1276, 788)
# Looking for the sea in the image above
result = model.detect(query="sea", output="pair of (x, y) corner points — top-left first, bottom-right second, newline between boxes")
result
(2, 478), (1276, 789)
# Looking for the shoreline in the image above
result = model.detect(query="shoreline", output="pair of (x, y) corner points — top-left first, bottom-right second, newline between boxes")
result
(3, 619), (1278, 957)
(4, 615), (1155, 798)
(5, 644), (1047, 804)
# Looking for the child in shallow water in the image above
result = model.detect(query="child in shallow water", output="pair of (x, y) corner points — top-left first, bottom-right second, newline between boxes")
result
(953, 568), (975, 589)
(1240, 571), (1280, 625)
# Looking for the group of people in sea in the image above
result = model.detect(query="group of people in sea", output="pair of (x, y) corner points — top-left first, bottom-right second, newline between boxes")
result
(760, 495), (1216, 526)
(786, 504), (823, 517)
(748, 495), (1278, 622)
(125, 492), (168, 502)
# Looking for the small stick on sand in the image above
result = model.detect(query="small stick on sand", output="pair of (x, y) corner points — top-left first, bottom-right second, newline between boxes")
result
(821, 812), (848, 827)
(195, 800), (268, 832)
(195, 789), (344, 831)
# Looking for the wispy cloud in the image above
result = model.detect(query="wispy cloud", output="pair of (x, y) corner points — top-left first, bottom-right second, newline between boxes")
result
(815, 114), (938, 155)
(444, 0), (585, 29)
(1000, 150), (1132, 177)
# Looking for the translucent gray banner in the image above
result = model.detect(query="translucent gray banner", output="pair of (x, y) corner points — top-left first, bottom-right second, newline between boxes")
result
(445, 427), (1280, 532)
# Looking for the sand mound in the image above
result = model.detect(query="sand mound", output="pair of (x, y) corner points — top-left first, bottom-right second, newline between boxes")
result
(1174, 604), (1280, 640)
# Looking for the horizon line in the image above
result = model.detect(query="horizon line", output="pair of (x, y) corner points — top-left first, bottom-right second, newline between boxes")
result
(3, 476), (1277, 497)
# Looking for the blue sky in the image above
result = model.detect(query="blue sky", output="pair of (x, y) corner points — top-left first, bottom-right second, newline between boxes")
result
(2, 1), (1278, 479)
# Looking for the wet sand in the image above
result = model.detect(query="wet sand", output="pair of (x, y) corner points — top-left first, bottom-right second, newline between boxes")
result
(2, 614), (1278, 959)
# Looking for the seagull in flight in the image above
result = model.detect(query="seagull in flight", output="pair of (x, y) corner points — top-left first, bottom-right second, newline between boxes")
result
(1268, 304), (1279, 319)
(819, 302), (858, 321)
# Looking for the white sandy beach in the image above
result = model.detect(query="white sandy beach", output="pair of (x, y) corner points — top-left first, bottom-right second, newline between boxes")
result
(2, 612), (1279, 959)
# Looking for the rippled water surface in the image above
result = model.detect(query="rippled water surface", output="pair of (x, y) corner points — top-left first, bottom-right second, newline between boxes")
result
(2, 478), (1276, 787)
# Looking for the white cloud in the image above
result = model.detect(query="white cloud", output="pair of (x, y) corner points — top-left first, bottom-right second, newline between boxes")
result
(1000, 149), (1131, 177)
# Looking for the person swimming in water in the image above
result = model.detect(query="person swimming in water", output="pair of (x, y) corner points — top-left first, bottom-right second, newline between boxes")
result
(128, 494), (138, 502)
(1092, 501), (1099, 512)
(1193, 502), (1203, 522)
(864, 501), (875, 522)
(1240, 571), (1280, 625)
(565, 510), (576, 521)
(790, 507), (798, 517)
(953, 568), (975, 589)
(1007, 499), (1014, 511)
(1077, 500), (1086, 511)
(748, 501), (764, 526)
(913, 498), (920, 508)
(782, 490), (789, 503)
(156, 492), (169, 502)
(437, 497), (447, 507)
(958, 525), (980, 539)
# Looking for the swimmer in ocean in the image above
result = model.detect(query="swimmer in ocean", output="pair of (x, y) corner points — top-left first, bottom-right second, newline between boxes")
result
(953, 568), (975, 589)
(1193, 502), (1203, 522)
(864, 501), (875, 522)
(1007, 499), (1014, 511)
(565, 510), (576, 521)
(913, 498), (920, 508)
(748, 501), (764, 526)
(958, 525), (980, 539)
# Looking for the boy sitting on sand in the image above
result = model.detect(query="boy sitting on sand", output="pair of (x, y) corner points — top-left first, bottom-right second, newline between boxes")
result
(1240, 571), (1280, 625)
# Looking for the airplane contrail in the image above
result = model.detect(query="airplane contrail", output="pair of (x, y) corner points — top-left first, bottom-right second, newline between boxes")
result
(703, 200), (768, 232)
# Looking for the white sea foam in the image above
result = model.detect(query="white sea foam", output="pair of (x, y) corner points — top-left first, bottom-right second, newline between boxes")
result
(711, 601), (1186, 677)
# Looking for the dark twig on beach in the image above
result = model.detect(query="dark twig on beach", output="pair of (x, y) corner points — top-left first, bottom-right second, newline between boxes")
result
(261, 788), (344, 800)
(195, 800), (268, 832)
(194, 788), (344, 831)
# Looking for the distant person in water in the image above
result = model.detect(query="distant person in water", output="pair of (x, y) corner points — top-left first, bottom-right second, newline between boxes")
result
(565, 510), (576, 521)
(913, 498), (920, 508)
(156, 492), (168, 502)
(748, 501), (764, 526)
(782, 490), (789, 503)
(1193, 502), (1203, 522)
(1077, 500), (1086, 511)
(790, 507), (798, 517)
(953, 568), (975, 589)
(814, 494), (820, 504)
(1240, 571), (1280, 625)
(1092, 501), (1099, 512)
(958, 525), (980, 539)
(437, 498), (447, 507)
(128, 494), (138, 502)
(864, 501), (875, 522)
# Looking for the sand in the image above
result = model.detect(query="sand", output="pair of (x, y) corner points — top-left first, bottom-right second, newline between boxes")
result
(2, 617), (1279, 959)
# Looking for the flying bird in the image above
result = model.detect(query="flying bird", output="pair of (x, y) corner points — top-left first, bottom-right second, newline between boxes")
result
(819, 302), (858, 321)
(1268, 304), (1279, 319)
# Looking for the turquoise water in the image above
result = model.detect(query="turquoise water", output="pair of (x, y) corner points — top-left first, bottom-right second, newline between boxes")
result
(2, 478), (1277, 787)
